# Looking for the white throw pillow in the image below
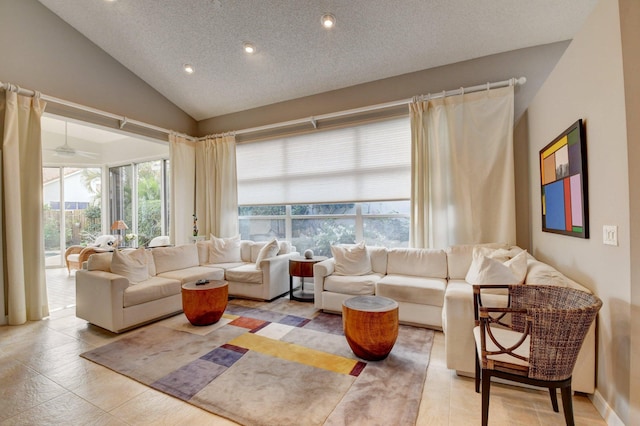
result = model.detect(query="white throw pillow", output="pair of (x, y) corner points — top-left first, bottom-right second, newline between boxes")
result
(209, 234), (242, 263)
(255, 238), (280, 270)
(465, 249), (527, 285)
(331, 241), (372, 276)
(111, 247), (150, 283)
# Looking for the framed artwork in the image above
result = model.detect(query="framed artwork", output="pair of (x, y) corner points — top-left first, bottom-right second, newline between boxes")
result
(540, 119), (589, 238)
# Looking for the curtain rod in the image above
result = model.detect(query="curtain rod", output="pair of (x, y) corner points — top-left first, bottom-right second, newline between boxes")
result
(0, 81), (196, 141)
(3, 76), (525, 142)
(202, 76), (526, 139)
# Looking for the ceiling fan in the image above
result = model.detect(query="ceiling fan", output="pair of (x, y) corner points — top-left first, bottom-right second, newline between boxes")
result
(47, 122), (98, 159)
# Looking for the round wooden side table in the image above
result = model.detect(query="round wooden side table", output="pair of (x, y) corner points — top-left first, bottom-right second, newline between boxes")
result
(181, 280), (228, 326)
(289, 256), (327, 302)
(342, 295), (399, 360)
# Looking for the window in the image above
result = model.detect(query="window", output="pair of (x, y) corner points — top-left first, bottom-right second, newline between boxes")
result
(237, 117), (411, 253)
(239, 201), (409, 255)
(110, 160), (170, 247)
(237, 117), (411, 205)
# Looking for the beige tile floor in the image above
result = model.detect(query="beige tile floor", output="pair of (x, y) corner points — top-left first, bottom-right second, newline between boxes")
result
(0, 269), (607, 425)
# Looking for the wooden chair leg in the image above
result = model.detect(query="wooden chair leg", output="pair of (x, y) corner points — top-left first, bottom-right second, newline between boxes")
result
(475, 350), (480, 393)
(549, 387), (559, 412)
(481, 369), (491, 426)
(560, 385), (575, 426)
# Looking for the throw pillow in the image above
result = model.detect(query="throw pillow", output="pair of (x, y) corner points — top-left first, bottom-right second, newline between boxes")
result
(209, 234), (242, 263)
(255, 238), (280, 270)
(331, 241), (372, 276)
(465, 249), (527, 285)
(111, 247), (150, 284)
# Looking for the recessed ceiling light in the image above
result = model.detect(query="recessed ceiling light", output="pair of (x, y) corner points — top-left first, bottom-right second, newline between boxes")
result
(243, 42), (256, 54)
(183, 64), (194, 74)
(321, 13), (336, 29)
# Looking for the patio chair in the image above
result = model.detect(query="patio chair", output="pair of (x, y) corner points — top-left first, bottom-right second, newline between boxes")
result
(473, 284), (601, 426)
(64, 234), (116, 274)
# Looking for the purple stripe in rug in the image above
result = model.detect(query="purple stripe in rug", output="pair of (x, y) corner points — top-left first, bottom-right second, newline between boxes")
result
(200, 345), (247, 367)
(349, 361), (367, 377)
(152, 358), (227, 401)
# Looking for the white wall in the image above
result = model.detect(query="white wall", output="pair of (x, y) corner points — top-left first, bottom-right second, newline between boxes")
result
(521, 0), (633, 423)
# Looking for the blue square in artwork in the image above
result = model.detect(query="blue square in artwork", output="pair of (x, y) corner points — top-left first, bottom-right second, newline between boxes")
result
(200, 346), (245, 367)
(544, 180), (565, 230)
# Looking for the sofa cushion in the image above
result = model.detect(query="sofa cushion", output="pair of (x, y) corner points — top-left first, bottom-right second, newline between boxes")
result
(386, 248), (448, 279)
(446, 243), (510, 280)
(376, 275), (447, 306)
(331, 241), (372, 276)
(157, 266), (224, 284)
(152, 244), (200, 274)
(278, 241), (292, 255)
(225, 264), (263, 284)
(123, 276), (182, 308)
(255, 238), (280, 269)
(111, 248), (151, 284)
(525, 258), (587, 291)
(323, 273), (382, 295)
(197, 240), (213, 265)
(465, 249), (527, 285)
(87, 252), (112, 272)
(210, 235), (242, 263)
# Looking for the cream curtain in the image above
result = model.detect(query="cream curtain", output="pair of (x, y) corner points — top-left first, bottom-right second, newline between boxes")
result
(1, 89), (48, 324)
(169, 133), (196, 246)
(195, 134), (238, 238)
(410, 86), (515, 248)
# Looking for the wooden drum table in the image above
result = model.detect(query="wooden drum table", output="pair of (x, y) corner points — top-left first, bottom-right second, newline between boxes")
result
(181, 280), (228, 326)
(342, 295), (399, 360)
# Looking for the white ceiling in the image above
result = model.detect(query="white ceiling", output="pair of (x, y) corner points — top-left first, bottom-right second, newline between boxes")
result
(38, 0), (598, 122)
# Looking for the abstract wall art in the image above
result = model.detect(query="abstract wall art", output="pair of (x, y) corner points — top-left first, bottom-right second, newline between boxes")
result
(540, 119), (589, 238)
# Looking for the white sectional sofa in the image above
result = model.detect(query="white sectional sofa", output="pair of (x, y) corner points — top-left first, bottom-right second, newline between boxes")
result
(76, 239), (296, 333)
(313, 242), (597, 394)
(314, 246), (448, 329)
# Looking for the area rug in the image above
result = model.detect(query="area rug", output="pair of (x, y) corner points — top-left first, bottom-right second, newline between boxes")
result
(81, 301), (434, 426)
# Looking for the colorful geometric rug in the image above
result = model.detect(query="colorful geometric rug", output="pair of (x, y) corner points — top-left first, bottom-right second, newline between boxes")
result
(81, 300), (434, 425)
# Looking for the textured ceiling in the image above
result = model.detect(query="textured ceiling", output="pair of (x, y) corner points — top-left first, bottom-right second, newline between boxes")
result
(38, 0), (597, 121)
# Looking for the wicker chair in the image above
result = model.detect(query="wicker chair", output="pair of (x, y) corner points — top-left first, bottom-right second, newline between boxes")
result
(473, 284), (601, 426)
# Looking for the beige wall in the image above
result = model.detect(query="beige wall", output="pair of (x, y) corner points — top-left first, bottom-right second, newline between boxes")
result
(0, 0), (197, 137)
(619, 0), (640, 421)
(520, 0), (633, 423)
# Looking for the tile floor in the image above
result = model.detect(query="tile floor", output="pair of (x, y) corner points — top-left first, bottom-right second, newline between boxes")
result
(0, 269), (607, 425)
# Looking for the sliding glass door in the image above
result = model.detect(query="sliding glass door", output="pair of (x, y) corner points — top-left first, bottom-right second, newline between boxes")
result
(43, 167), (102, 267)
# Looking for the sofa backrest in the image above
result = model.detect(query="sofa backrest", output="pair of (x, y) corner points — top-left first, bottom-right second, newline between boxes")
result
(445, 243), (510, 279)
(87, 249), (156, 277)
(387, 248), (448, 278)
(152, 244), (199, 274)
(247, 240), (292, 262)
(87, 252), (113, 272)
(368, 246), (388, 274)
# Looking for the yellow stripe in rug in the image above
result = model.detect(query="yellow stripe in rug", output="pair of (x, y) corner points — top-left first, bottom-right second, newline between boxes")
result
(228, 332), (358, 375)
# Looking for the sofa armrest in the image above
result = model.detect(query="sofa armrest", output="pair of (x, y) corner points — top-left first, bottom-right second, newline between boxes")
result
(313, 258), (335, 309)
(76, 269), (131, 333)
(258, 252), (299, 300)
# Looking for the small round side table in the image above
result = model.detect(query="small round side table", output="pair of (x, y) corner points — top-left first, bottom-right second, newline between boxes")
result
(342, 295), (399, 360)
(181, 280), (228, 326)
(289, 256), (327, 302)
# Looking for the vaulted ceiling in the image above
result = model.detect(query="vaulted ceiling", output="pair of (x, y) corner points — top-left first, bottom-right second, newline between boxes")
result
(38, 0), (598, 121)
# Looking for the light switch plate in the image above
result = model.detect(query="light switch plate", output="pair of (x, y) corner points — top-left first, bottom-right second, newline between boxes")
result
(603, 225), (618, 246)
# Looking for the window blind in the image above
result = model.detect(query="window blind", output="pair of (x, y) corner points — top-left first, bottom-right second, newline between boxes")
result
(236, 117), (410, 205)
